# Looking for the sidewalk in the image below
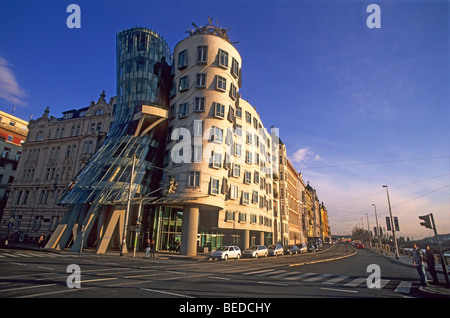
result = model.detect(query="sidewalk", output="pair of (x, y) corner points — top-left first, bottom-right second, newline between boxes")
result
(371, 248), (449, 298)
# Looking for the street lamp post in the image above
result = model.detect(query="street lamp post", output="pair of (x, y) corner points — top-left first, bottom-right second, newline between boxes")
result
(372, 203), (379, 240)
(382, 185), (399, 259)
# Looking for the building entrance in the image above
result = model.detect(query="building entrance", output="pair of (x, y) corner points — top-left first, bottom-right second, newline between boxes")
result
(153, 206), (183, 252)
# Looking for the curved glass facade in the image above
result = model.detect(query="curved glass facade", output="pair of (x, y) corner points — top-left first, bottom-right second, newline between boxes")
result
(59, 27), (172, 205)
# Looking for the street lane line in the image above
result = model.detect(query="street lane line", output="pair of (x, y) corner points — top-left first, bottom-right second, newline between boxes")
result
(2, 253), (19, 258)
(321, 287), (358, 294)
(38, 266), (55, 271)
(1, 283), (59, 292)
(256, 270), (287, 277)
(379, 279), (390, 288)
(323, 276), (350, 285)
(394, 281), (412, 294)
(15, 253), (33, 258)
(304, 274), (332, 282)
(343, 277), (366, 287)
(285, 272), (316, 280)
(9, 262), (26, 266)
(209, 276), (231, 280)
(140, 287), (195, 298)
(244, 269), (277, 275)
(257, 281), (289, 287)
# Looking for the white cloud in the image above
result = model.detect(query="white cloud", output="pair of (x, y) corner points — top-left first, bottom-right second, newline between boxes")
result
(0, 55), (28, 106)
(288, 147), (322, 166)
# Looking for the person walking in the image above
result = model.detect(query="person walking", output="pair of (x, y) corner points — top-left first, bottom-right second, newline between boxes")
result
(150, 240), (155, 258)
(425, 246), (439, 285)
(145, 239), (151, 259)
(412, 244), (429, 286)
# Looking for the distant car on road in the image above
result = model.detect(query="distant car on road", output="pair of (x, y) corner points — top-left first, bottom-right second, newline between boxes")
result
(297, 243), (308, 254)
(243, 245), (268, 258)
(284, 245), (299, 255)
(268, 244), (284, 257)
(357, 243), (365, 249)
(209, 246), (241, 260)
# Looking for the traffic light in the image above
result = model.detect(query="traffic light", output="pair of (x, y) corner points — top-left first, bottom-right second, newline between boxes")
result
(419, 214), (432, 229)
(168, 180), (178, 194)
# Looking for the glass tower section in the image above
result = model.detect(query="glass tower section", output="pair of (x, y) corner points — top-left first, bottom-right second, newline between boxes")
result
(59, 27), (172, 205)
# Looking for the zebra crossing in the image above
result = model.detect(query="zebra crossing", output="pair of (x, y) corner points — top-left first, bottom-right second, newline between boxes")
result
(0, 250), (80, 259)
(239, 267), (413, 294)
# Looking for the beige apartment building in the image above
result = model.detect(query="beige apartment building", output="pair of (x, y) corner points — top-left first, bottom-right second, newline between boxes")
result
(0, 92), (114, 244)
(159, 23), (279, 255)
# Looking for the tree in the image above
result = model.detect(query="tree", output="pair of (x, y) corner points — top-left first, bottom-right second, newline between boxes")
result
(351, 227), (370, 242)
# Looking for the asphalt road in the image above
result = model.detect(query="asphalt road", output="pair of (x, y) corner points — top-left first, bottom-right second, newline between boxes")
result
(0, 243), (444, 303)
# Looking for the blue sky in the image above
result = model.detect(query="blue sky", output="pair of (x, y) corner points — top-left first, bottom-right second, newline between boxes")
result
(0, 0), (448, 238)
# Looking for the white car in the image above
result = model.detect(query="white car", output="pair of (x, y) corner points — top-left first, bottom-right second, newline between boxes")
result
(243, 245), (268, 258)
(210, 246), (241, 260)
(298, 243), (308, 254)
(268, 244), (284, 256)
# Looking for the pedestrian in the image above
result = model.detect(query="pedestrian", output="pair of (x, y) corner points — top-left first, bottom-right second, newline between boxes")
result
(425, 246), (439, 284)
(38, 234), (45, 248)
(412, 244), (429, 286)
(150, 240), (155, 258)
(145, 239), (151, 258)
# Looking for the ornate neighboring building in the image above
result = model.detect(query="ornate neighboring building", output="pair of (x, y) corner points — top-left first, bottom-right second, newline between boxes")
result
(0, 93), (114, 244)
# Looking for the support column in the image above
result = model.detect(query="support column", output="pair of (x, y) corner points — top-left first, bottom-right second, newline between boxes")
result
(242, 229), (250, 251)
(181, 205), (199, 257)
(259, 231), (265, 246)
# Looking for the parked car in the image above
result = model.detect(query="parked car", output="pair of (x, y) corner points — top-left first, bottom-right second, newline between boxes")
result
(243, 245), (268, 258)
(284, 245), (299, 255)
(268, 244), (284, 257)
(309, 244), (317, 253)
(297, 243), (308, 254)
(209, 246), (241, 260)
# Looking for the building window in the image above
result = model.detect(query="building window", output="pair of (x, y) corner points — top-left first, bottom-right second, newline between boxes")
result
(210, 177), (220, 195)
(179, 76), (189, 92)
(236, 106), (242, 118)
(214, 102), (225, 119)
(210, 126), (223, 143)
(239, 212), (247, 223)
(219, 49), (228, 68)
(188, 171), (200, 187)
(230, 83), (237, 100)
(178, 49), (188, 69)
(212, 152), (222, 169)
(196, 73), (206, 88)
(232, 58), (239, 78)
(252, 191), (259, 204)
(225, 210), (235, 221)
(244, 171), (251, 184)
(230, 185), (239, 199)
(197, 46), (208, 63)
(242, 191), (250, 205)
(179, 103), (188, 118)
(245, 111), (251, 124)
(216, 75), (226, 91)
(194, 97), (205, 112)
(234, 143), (242, 157)
(232, 164), (241, 177)
(235, 124), (242, 136)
